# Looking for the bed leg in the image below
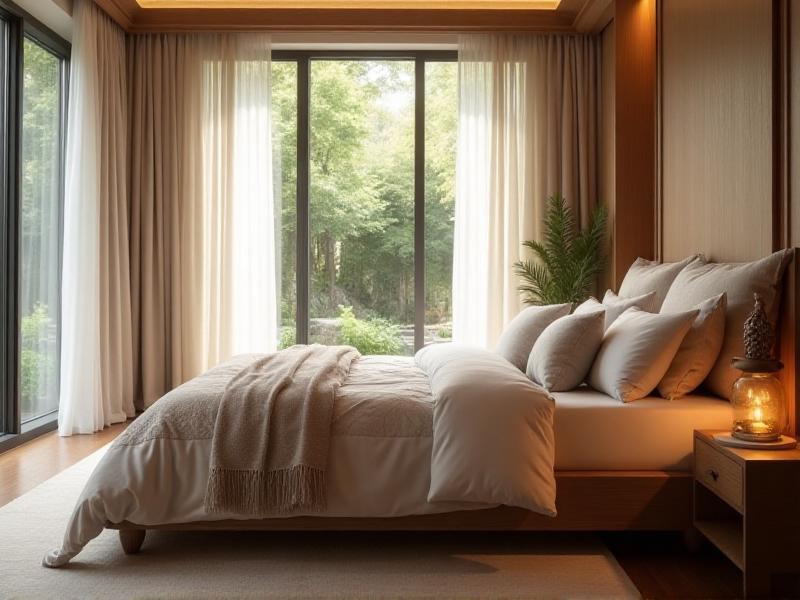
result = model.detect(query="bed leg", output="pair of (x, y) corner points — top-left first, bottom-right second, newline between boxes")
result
(119, 529), (146, 555)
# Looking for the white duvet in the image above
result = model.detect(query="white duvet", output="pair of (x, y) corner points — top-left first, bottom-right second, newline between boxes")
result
(44, 344), (556, 567)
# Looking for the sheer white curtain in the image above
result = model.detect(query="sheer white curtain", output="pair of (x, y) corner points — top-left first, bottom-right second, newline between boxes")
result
(200, 35), (277, 368)
(453, 34), (599, 348)
(59, 0), (133, 435)
(61, 6), (277, 432)
(128, 33), (276, 409)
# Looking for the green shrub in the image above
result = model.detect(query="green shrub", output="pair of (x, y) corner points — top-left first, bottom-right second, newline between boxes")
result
(279, 324), (297, 350)
(20, 303), (52, 401)
(339, 306), (403, 355)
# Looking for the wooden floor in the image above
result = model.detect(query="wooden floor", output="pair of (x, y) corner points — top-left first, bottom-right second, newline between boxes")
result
(0, 423), (126, 508)
(0, 426), (743, 599)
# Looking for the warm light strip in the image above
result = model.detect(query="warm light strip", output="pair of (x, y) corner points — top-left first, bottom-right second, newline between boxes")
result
(136, 0), (562, 9)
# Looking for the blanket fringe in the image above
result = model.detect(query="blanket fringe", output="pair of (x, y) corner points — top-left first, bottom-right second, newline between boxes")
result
(205, 465), (326, 516)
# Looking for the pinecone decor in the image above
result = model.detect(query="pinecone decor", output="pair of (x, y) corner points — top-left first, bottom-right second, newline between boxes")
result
(743, 293), (775, 361)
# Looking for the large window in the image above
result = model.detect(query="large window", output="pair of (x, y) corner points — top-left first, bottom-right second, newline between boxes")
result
(272, 60), (298, 351)
(19, 36), (64, 423)
(0, 2), (68, 443)
(273, 52), (457, 355)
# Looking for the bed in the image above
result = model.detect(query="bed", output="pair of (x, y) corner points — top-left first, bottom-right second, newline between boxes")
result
(43, 259), (800, 568)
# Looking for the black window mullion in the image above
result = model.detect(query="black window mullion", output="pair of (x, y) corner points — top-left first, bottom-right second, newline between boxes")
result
(414, 58), (425, 352)
(296, 57), (310, 345)
(1, 10), (21, 435)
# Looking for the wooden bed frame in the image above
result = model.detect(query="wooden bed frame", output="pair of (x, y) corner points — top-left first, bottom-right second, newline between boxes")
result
(111, 250), (800, 555)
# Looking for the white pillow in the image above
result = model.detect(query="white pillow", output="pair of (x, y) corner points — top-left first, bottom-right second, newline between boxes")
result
(661, 249), (793, 399)
(575, 290), (657, 330)
(658, 293), (727, 400)
(526, 310), (605, 392)
(589, 307), (699, 402)
(495, 304), (571, 371)
(618, 255), (703, 311)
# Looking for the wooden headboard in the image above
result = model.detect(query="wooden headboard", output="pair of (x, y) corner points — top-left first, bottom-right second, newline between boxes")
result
(779, 248), (799, 436)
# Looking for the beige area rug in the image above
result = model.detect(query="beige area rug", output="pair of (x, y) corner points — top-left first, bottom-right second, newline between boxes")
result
(0, 446), (640, 600)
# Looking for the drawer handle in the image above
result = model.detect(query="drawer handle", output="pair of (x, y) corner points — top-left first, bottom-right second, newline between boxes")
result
(706, 468), (719, 482)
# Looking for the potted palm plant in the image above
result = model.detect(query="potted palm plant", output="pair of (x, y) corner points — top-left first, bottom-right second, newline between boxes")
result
(514, 194), (607, 307)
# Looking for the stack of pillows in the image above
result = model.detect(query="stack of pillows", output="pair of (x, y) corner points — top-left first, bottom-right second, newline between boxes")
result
(495, 249), (794, 402)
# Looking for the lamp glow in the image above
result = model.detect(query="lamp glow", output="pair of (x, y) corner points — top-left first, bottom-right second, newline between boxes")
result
(731, 371), (785, 442)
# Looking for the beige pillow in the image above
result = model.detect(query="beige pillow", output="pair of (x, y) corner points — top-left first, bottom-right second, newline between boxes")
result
(575, 290), (657, 330)
(526, 310), (605, 392)
(589, 307), (698, 403)
(618, 255), (703, 311)
(660, 249), (793, 399)
(658, 293), (727, 400)
(495, 304), (571, 371)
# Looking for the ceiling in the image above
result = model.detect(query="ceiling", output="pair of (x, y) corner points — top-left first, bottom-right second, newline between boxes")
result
(136, 1), (563, 7)
(95, 0), (611, 33)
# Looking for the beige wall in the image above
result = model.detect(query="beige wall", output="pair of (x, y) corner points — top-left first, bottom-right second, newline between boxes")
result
(599, 19), (616, 291)
(660, 0), (773, 262)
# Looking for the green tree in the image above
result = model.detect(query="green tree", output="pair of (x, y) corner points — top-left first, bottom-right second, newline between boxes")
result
(271, 59), (458, 352)
(310, 61), (387, 313)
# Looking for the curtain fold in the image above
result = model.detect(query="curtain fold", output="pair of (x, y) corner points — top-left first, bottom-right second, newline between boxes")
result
(453, 34), (600, 349)
(59, 0), (133, 435)
(60, 0), (276, 432)
(127, 33), (276, 409)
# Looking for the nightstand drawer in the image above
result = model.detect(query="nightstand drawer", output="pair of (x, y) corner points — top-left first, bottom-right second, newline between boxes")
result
(695, 438), (743, 511)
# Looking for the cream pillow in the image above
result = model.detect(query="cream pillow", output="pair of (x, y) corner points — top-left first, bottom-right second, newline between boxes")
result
(618, 255), (703, 311)
(660, 249), (793, 399)
(526, 310), (605, 392)
(589, 307), (698, 402)
(658, 293), (727, 400)
(495, 304), (571, 371)
(575, 290), (656, 330)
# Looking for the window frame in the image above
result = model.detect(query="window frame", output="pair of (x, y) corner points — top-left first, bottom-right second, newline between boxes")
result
(0, 0), (69, 451)
(272, 49), (457, 353)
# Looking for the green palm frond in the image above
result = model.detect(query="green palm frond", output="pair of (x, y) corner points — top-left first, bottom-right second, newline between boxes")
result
(513, 195), (608, 307)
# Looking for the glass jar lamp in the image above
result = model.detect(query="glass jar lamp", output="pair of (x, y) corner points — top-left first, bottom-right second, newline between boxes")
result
(731, 370), (786, 443)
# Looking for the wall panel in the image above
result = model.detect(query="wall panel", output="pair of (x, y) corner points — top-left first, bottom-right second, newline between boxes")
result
(599, 20), (616, 291)
(792, 0), (800, 247)
(661, 0), (772, 262)
(613, 0), (656, 285)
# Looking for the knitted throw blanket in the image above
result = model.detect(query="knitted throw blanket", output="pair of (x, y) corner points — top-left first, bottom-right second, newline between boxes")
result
(204, 344), (360, 516)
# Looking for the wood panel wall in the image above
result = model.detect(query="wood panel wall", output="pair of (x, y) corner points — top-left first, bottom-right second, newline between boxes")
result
(792, 0), (800, 248)
(599, 20), (617, 291)
(656, 0), (800, 432)
(660, 0), (773, 262)
(603, 0), (656, 290)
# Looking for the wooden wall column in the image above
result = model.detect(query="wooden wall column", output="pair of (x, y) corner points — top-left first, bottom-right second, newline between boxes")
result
(607, 0), (657, 289)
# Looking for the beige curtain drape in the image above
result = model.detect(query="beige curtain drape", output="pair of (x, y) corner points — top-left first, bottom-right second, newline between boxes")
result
(453, 34), (600, 348)
(59, 0), (134, 435)
(127, 34), (276, 410)
(128, 35), (203, 409)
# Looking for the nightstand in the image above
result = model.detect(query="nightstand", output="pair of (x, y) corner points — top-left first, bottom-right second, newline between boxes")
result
(693, 430), (800, 598)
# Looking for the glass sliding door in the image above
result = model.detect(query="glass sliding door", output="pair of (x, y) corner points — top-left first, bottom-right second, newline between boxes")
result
(272, 60), (298, 350)
(18, 36), (64, 423)
(269, 51), (456, 358)
(424, 61), (457, 346)
(0, 14), (10, 434)
(308, 60), (415, 355)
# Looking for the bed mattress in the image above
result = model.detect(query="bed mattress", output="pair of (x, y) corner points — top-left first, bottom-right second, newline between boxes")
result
(552, 387), (732, 470)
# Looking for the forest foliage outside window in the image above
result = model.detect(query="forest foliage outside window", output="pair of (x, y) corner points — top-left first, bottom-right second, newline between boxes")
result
(273, 55), (457, 355)
(0, 1), (68, 441)
(19, 36), (63, 423)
